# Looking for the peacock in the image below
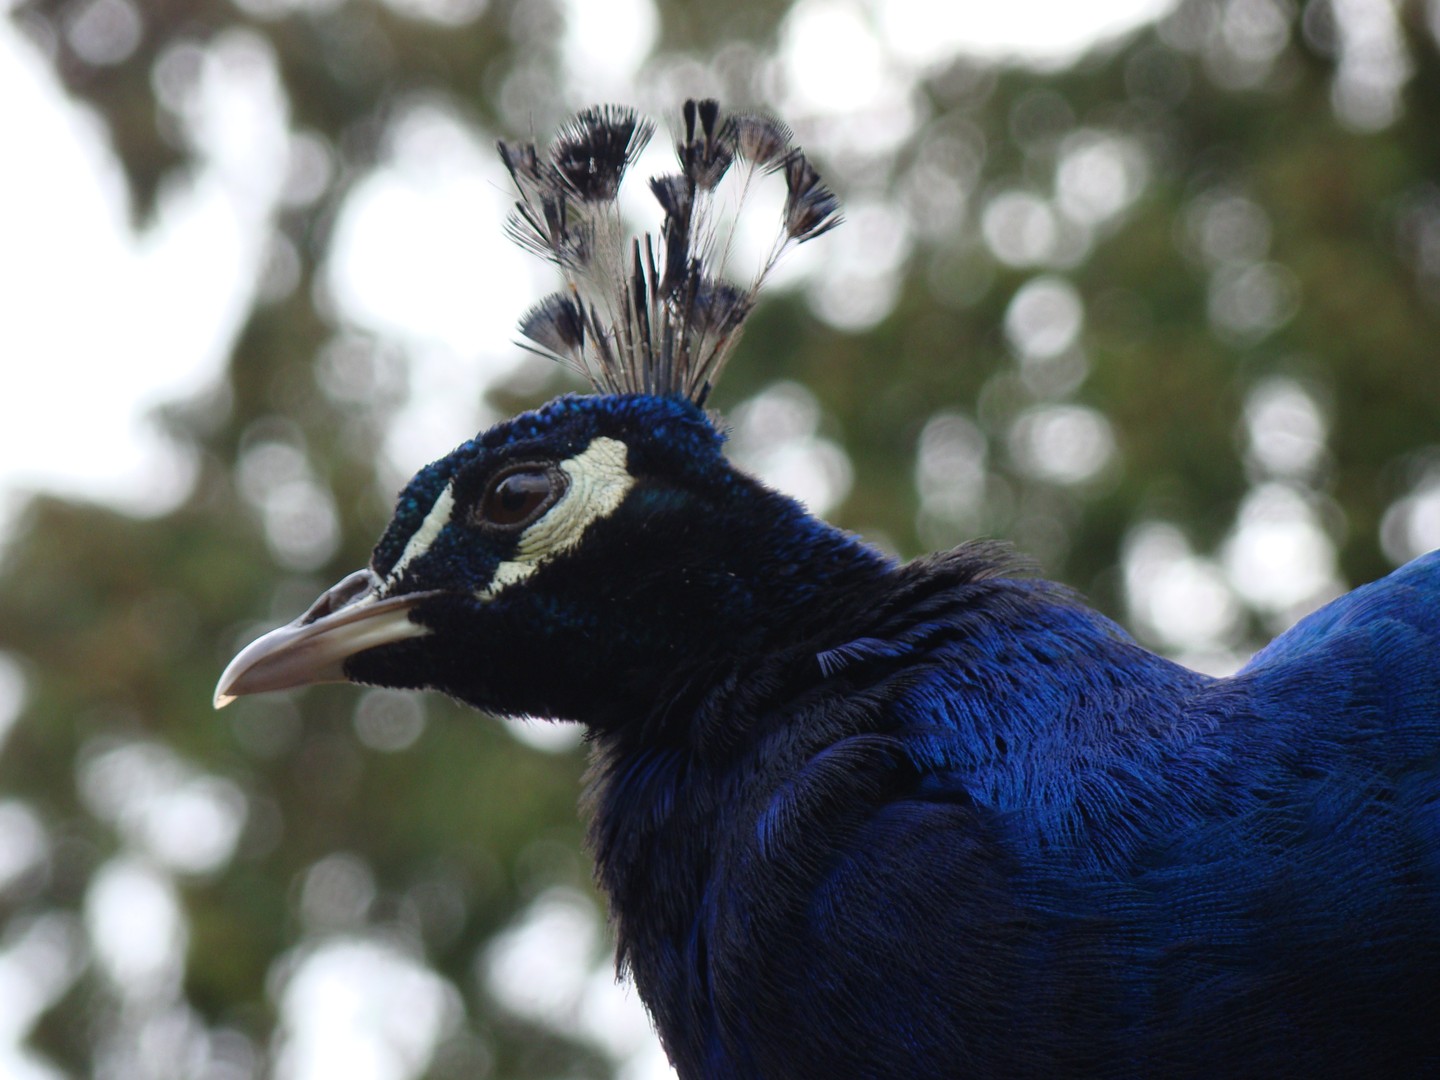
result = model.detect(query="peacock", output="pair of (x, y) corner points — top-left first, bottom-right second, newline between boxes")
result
(216, 100), (1440, 1078)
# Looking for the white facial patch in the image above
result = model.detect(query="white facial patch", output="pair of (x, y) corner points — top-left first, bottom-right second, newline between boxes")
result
(480, 436), (634, 599)
(386, 481), (455, 586)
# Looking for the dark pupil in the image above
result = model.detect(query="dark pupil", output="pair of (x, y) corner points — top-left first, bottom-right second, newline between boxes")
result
(486, 470), (553, 525)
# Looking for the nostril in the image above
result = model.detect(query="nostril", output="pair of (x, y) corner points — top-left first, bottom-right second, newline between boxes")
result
(302, 569), (380, 625)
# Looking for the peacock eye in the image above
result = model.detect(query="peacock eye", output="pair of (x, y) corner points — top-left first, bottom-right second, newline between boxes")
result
(476, 465), (566, 529)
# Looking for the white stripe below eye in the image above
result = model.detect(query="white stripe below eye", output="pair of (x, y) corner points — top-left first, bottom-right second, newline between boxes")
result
(387, 481), (455, 585)
(480, 436), (634, 600)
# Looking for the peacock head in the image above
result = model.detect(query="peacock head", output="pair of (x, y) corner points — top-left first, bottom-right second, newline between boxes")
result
(215, 101), (865, 730)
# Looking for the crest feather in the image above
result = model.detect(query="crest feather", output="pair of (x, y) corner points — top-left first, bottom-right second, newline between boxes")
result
(499, 100), (842, 405)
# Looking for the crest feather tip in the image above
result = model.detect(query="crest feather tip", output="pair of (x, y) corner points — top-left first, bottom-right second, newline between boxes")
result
(504, 99), (840, 404)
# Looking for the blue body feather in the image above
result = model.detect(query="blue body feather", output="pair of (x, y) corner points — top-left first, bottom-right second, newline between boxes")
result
(559, 399), (1440, 1077)
(213, 101), (1440, 1076)
(229, 389), (1440, 1077)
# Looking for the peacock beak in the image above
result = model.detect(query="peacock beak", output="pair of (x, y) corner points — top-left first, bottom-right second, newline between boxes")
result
(214, 569), (437, 708)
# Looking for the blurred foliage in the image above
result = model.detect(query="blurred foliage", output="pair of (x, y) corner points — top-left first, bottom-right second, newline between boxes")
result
(3, 0), (1440, 1076)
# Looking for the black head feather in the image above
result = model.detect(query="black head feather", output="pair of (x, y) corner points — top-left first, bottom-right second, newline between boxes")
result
(551, 104), (655, 202)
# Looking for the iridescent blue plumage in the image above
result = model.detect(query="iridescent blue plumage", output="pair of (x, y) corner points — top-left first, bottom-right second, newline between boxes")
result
(214, 102), (1440, 1078)
(582, 520), (1440, 1078)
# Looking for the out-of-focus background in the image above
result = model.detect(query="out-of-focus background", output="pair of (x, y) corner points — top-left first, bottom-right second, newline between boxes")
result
(1, 0), (1438, 1076)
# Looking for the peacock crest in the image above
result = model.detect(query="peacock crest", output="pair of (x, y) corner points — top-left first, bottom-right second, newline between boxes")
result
(498, 99), (841, 406)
